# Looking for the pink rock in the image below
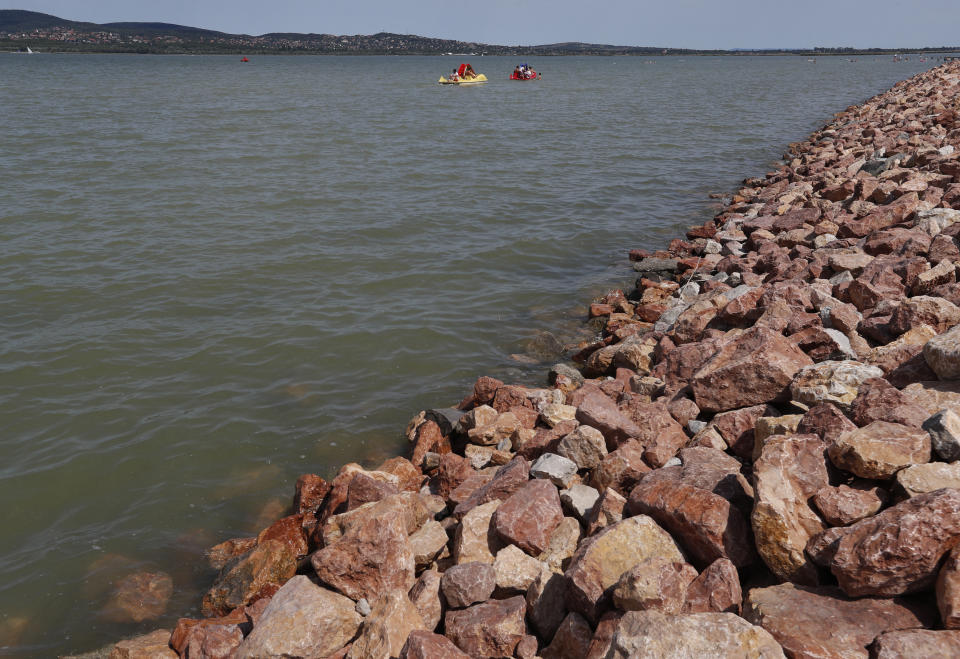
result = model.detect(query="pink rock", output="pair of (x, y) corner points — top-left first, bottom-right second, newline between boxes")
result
(491, 478), (563, 555)
(311, 506), (415, 602)
(849, 377), (929, 428)
(294, 474), (330, 514)
(690, 326), (814, 413)
(203, 540), (296, 617)
(588, 440), (651, 496)
(440, 561), (496, 609)
(584, 488), (627, 536)
(797, 402), (857, 444)
(683, 558), (742, 614)
(347, 590), (427, 659)
(812, 483), (887, 526)
(889, 295), (960, 335)
(871, 630), (960, 658)
(611, 558), (698, 613)
(752, 434), (830, 586)
(619, 399), (688, 467)
(185, 623), (243, 659)
(443, 596), (526, 658)
(408, 569), (443, 631)
(828, 420), (931, 480)
(938, 546), (960, 629)
(831, 488), (960, 596)
(627, 477), (755, 568)
(576, 391), (642, 449)
(709, 404), (777, 459)
(453, 456), (530, 518)
(431, 453), (476, 500)
(400, 630), (470, 659)
(744, 583), (934, 659)
(541, 612), (593, 659)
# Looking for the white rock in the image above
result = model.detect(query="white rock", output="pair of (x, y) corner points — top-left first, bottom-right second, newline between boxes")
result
(560, 484), (601, 521)
(531, 453), (578, 488)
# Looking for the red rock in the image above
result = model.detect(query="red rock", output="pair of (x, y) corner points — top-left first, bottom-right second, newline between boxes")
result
(871, 629), (960, 658)
(234, 575), (362, 659)
(831, 488), (960, 596)
(602, 610), (784, 657)
(588, 440), (652, 496)
(744, 583), (934, 659)
(611, 557), (698, 613)
(443, 596), (526, 658)
(690, 326), (814, 413)
(651, 337), (723, 391)
(101, 571), (174, 624)
(453, 456), (530, 518)
(619, 399), (688, 467)
(683, 558), (742, 614)
(184, 623), (243, 659)
(109, 629), (178, 659)
(346, 473), (400, 511)
(170, 609), (249, 657)
(257, 514), (308, 561)
(431, 453), (476, 500)
(628, 477), (755, 568)
(828, 420), (931, 480)
(812, 483), (887, 526)
(575, 391), (642, 450)
(491, 385), (536, 414)
(937, 546), (960, 629)
(585, 611), (623, 659)
(837, 192), (919, 238)
(206, 537), (257, 571)
(311, 505), (415, 602)
(411, 421), (451, 468)
(203, 540), (295, 617)
(849, 377), (929, 428)
(709, 404), (777, 459)
(541, 612), (594, 659)
(752, 434), (830, 586)
(664, 447), (753, 511)
(459, 376), (504, 410)
(347, 590), (427, 659)
(518, 419), (579, 461)
(294, 474), (330, 514)
(408, 569), (443, 631)
(563, 516), (685, 623)
(584, 488), (627, 536)
(401, 630), (470, 659)
(797, 402), (857, 444)
(491, 479), (562, 555)
(441, 561), (496, 608)
(889, 295), (960, 335)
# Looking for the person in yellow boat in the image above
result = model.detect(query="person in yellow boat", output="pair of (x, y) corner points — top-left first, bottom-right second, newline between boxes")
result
(463, 63), (477, 79)
(447, 68), (460, 82)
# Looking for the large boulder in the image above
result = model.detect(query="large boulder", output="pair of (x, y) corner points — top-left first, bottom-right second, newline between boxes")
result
(234, 575), (362, 659)
(751, 434), (830, 585)
(789, 361), (883, 412)
(440, 562), (496, 609)
(690, 326), (814, 413)
(443, 596), (526, 658)
(603, 610), (785, 658)
(627, 478), (755, 568)
(830, 488), (960, 596)
(871, 630), (960, 659)
(564, 515), (684, 623)
(347, 590), (427, 659)
(492, 478), (563, 555)
(683, 558), (742, 614)
(453, 500), (504, 565)
(203, 540), (297, 616)
(827, 421), (930, 480)
(925, 324), (960, 379)
(311, 502), (415, 601)
(610, 558), (698, 614)
(744, 583), (933, 659)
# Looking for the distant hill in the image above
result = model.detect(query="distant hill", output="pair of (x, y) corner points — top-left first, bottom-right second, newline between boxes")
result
(1, 9), (958, 56)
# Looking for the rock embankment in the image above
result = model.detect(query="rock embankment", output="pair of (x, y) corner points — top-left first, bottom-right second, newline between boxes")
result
(109, 61), (960, 658)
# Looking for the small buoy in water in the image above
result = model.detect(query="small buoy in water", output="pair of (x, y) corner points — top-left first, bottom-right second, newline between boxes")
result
(241, 56), (249, 62)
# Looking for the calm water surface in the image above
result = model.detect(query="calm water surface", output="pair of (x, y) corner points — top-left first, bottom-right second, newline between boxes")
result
(0, 53), (942, 655)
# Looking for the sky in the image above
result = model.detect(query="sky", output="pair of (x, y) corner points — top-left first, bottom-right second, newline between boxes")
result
(5, 0), (960, 50)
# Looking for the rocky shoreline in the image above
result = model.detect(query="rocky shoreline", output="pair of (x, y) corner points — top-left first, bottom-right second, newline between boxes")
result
(98, 61), (960, 658)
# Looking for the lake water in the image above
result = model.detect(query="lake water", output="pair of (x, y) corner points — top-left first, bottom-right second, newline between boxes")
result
(0, 52), (942, 655)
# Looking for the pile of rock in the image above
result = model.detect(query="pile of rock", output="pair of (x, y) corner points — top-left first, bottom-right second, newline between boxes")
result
(109, 62), (960, 658)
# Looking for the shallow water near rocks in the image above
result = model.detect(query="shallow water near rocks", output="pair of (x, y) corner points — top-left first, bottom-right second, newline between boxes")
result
(0, 53), (942, 655)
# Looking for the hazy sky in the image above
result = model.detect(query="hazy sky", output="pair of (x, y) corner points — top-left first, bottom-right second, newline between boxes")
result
(7, 0), (959, 49)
